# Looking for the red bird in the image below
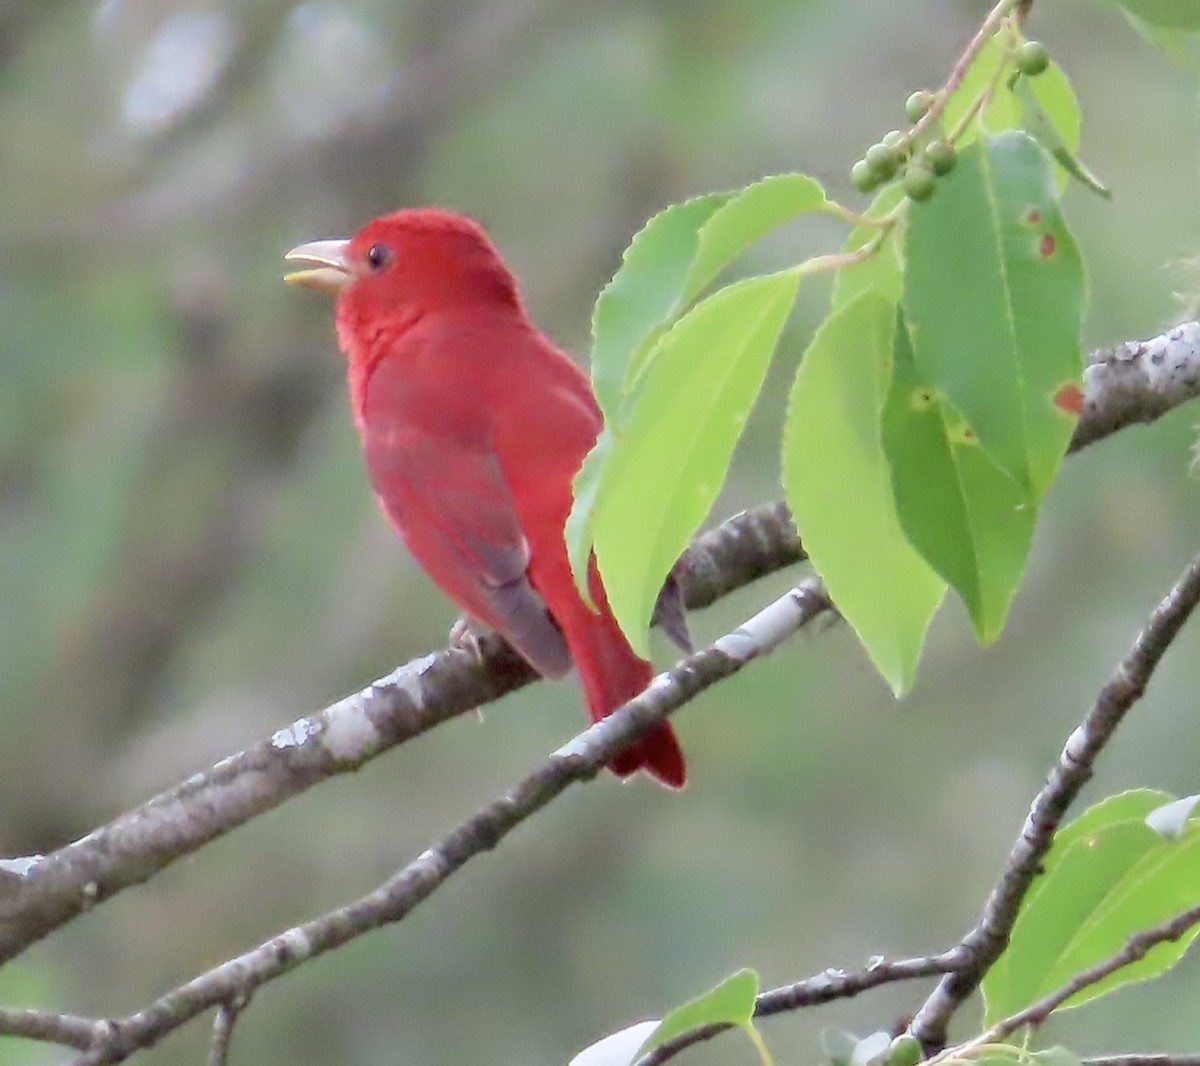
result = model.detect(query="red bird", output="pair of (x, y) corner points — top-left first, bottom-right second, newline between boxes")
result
(285, 208), (686, 787)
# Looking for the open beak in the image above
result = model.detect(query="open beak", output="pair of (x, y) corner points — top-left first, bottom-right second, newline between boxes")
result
(284, 239), (352, 296)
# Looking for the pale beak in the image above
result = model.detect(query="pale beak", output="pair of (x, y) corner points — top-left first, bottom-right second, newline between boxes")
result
(284, 238), (352, 296)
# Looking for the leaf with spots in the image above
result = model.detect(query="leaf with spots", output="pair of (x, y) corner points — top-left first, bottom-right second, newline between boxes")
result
(784, 293), (945, 695)
(903, 130), (1085, 496)
(882, 313), (1037, 643)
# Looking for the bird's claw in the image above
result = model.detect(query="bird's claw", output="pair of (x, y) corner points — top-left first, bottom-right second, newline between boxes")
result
(448, 616), (486, 664)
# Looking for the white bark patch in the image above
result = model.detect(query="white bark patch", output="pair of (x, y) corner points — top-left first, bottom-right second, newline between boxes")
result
(371, 653), (438, 710)
(321, 695), (381, 761)
(270, 716), (321, 750)
(276, 927), (313, 964)
(715, 586), (812, 661)
(1137, 322), (1200, 392)
(554, 720), (607, 761)
(0, 855), (43, 877)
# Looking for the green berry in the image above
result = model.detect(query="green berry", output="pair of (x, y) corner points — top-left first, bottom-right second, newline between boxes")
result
(887, 1035), (922, 1066)
(903, 165), (936, 202)
(1016, 40), (1050, 76)
(882, 129), (907, 153)
(924, 140), (957, 176)
(905, 90), (935, 123)
(851, 159), (879, 193)
(865, 142), (899, 181)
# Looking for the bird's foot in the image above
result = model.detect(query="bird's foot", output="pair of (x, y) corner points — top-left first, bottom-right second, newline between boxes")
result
(448, 616), (487, 664)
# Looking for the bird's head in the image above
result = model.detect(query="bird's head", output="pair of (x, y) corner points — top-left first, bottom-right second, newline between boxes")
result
(285, 208), (523, 339)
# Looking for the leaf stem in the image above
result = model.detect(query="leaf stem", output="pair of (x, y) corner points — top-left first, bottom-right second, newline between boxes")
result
(790, 225), (893, 278)
(911, 0), (1022, 143)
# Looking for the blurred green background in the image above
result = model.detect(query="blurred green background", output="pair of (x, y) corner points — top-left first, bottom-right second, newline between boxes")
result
(1, 1), (1199, 1063)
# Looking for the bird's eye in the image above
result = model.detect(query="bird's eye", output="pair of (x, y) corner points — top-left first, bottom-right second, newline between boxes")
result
(366, 243), (391, 271)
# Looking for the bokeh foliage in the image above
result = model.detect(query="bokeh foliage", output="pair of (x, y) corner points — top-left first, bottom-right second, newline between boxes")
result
(1, 2), (1199, 1064)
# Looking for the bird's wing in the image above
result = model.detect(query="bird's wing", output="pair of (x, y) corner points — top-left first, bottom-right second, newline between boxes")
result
(360, 361), (572, 679)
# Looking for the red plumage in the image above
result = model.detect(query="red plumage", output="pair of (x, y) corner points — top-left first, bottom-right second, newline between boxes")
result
(297, 208), (685, 787)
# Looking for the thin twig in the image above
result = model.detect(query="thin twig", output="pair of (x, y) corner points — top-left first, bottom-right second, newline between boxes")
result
(911, 0), (1021, 142)
(910, 549), (1200, 1048)
(755, 951), (966, 1015)
(207, 997), (247, 1066)
(638, 951), (964, 1066)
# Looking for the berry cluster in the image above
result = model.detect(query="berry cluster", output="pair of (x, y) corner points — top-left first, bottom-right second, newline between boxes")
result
(849, 40), (1051, 204)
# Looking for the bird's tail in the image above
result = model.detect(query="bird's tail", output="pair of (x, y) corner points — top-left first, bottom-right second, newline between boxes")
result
(565, 569), (686, 789)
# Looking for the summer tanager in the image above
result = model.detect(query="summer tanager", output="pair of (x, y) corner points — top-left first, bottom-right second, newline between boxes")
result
(284, 208), (686, 787)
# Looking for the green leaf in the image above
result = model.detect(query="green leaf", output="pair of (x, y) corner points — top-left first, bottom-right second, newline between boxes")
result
(622, 174), (831, 408)
(976, 1050), (1025, 1066)
(565, 427), (614, 601)
(569, 969), (762, 1066)
(783, 293), (945, 694)
(637, 968), (759, 1056)
(1012, 74), (1108, 198)
(984, 790), (1170, 1004)
(590, 193), (733, 421)
(681, 174), (829, 306)
(943, 38), (1082, 159)
(593, 272), (800, 653)
(903, 131), (1085, 496)
(576, 176), (834, 595)
(982, 789), (1200, 1022)
(882, 314), (1036, 642)
(1015, 61), (1083, 154)
(1045, 790), (1173, 864)
(1114, 0), (1200, 29)
(588, 175), (831, 426)
(1121, 10), (1200, 53)
(830, 185), (905, 312)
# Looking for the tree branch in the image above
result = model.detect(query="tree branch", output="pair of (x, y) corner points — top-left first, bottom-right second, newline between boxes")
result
(640, 530), (1200, 1065)
(1072, 321), (1200, 451)
(0, 1006), (100, 1051)
(60, 582), (832, 1066)
(0, 498), (803, 965)
(938, 899), (1200, 1059)
(910, 546), (1200, 1048)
